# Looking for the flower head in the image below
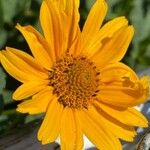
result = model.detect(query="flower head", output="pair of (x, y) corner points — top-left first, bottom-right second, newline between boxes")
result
(0, 0), (149, 149)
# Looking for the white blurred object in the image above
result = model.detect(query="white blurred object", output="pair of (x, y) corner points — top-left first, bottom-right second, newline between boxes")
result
(138, 133), (150, 150)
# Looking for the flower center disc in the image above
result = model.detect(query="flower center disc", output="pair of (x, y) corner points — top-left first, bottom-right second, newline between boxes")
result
(49, 55), (99, 109)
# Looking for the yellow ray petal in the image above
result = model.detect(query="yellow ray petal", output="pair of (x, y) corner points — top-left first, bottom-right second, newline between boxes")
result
(74, 111), (83, 150)
(65, 0), (80, 49)
(60, 108), (76, 150)
(17, 87), (53, 114)
(98, 86), (143, 107)
(94, 101), (148, 127)
(90, 104), (136, 141)
(38, 99), (63, 144)
(92, 26), (134, 67)
(6, 47), (45, 71)
(40, 1), (55, 59)
(5, 47), (48, 79)
(58, 0), (79, 15)
(98, 75), (149, 107)
(58, 0), (80, 50)
(60, 108), (83, 150)
(41, 0), (67, 59)
(100, 62), (138, 83)
(82, 16), (128, 58)
(98, 16), (128, 39)
(69, 27), (81, 57)
(13, 81), (49, 100)
(0, 51), (31, 82)
(16, 24), (53, 70)
(77, 110), (122, 150)
(81, 0), (107, 51)
(140, 75), (150, 92)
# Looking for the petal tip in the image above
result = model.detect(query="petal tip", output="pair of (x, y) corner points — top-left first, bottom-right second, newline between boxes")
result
(12, 93), (19, 101)
(16, 106), (26, 113)
(128, 25), (135, 35)
(15, 23), (22, 30)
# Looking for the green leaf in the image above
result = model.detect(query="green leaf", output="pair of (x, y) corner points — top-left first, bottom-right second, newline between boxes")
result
(0, 29), (7, 48)
(128, 0), (150, 69)
(0, 95), (4, 115)
(0, 0), (31, 23)
(0, 68), (6, 94)
(2, 90), (13, 104)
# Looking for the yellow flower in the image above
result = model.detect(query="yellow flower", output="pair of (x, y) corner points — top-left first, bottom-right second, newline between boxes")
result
(0, 0), (149, 149)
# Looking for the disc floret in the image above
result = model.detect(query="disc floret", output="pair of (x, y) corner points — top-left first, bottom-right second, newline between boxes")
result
(49, 54), (100, 109)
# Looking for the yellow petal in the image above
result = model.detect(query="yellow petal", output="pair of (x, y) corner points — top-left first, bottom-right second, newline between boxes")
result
(69, 27), (81, 57)
(17, 87), (53, 114)
(41, 0), (67, 59)
(99, 16), (128, 39)
(81, 0), (107, 51)
(38, 99), (63, 144)
(0, 50), (31, 82)
(77, 110), (122, 150)
(6, 47), (44, 70)
(60, 108), (75, 150)
(66, 0), (80, 49)
(13, 81), (49, 100)
(74, 112), (83, 150)
(100, 62), (138, 83)
(5, 47), (48, 79)
(16, 24), (53, 70)
(90, 104), (136, 141)
(82, 16), (128, 58)
(98, 75), (149, 107)
(92, 26), (134, 67)
(40, 1), (56, 60)
(98, 86), (142, 107)
(59, 0), (80, 50)
(140, 75), (150, 92)
(94, 101), (148, 127)
(58, 0), (79, 15)
(60, 108), (83, 150)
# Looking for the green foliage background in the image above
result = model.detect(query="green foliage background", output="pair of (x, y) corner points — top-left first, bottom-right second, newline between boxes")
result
(0, 0), (150, 135)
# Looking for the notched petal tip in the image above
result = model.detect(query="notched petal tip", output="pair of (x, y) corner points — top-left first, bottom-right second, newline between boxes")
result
(16, 24), (25, 33)
(140, 75), (150, 97)
(128, 25), (135, 37)
(15, 23), (21, 29)
(16, 106), (36, 115)
(0, 50), (5, 59)
(16, 106), (27, 114)
(16, 103), (32, 114)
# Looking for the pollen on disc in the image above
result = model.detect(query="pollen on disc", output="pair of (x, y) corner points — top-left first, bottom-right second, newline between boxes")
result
(49, 54), (100, 109)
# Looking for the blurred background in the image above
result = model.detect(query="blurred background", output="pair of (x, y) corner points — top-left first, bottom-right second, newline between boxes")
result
(0, 0), (150, 141)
